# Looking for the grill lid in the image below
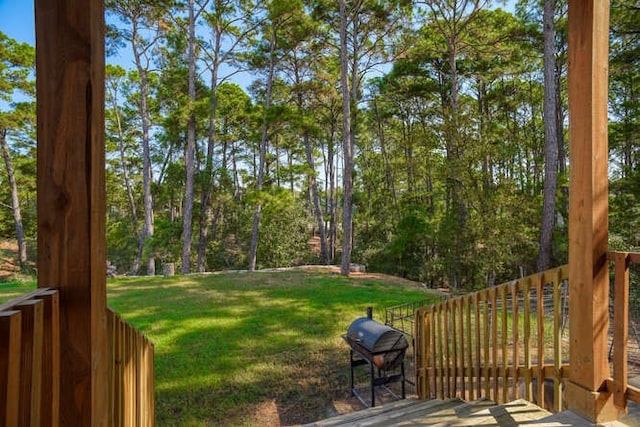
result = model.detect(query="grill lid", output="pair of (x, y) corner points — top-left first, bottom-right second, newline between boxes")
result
(346, 317), (408, 354)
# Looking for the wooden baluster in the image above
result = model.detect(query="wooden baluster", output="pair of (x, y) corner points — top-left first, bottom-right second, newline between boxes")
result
(553, 269), (564, 412)
(451, 299), (457, 397)
(465, 295), (473, 401)
(537, 274), (545, 410)
(15, 299), (44, 426)
(512, 281), (520, 401)
(501, 285), (509, 403)
(612, 252), (629, 411)
(524, 276), (532, 402)
(475, 292), (482, 399)
(0, 310), (22, 427)
(33, 290), (60, 427)
(491, 287), (498, 401)
(483, 290), (491, 399)
(436, 305), (444, 400)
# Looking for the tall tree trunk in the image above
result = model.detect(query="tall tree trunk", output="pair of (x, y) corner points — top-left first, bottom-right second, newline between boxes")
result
(537, 0), (559, 271)
(339, 0), (354, 276)
(197, 27), (222, 273)
(424, 0), (483, 287)
(248, 28), (276, 271)
(327, 122), (337, 263)
(304, 131), (329, 264)
(131, 24), (155, 276)
(114, 107), (138, 228)
(373, 98), (399, 217)
(139, 78), (155, 275)
(292, 59), (329, 264)
(106, 76), (138, 229)
(113, 103), (141, 277)
(0, 129), (27, 267)
(288, 146), (294, 195)
(232, 143), (240, 199)
(181, 0), (198, 274)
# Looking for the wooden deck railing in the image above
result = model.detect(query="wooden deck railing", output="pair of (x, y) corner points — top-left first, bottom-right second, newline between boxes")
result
(415, 266), (570, 412)
(0, 288), (59, 426)
(416, 256), (640, 414)
(608, 251), (640, 412)
(108, 307), (155, 426)
(0, 288), (154, 426)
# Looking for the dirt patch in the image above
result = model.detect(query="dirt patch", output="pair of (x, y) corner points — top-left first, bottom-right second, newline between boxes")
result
(0, 240), (36, 283)
(252, 399), (281, 427)
(0, 240), (21, 280)
(255, 265), (447, 297)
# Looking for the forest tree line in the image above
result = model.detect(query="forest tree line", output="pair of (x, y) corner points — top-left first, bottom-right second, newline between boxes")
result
(0, 0), (638, 290)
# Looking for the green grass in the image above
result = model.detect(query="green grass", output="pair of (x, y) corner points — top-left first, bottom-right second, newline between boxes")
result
(0, 270), (439, 425)
(0, 281), (36, 301)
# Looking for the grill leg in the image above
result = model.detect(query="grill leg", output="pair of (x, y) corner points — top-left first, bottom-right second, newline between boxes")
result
(401, 360), (406, 399)
(350, 349), (355, 397)
(370, 362), (376, 407)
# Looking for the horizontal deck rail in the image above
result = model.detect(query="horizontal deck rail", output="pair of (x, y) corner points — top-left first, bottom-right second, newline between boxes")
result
(415, 266), (570, 412)
(0, 288), (154, 426)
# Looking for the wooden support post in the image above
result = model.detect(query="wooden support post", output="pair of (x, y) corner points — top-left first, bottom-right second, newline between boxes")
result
(35, 0), (108, 425)
(566, 0), (615, 422)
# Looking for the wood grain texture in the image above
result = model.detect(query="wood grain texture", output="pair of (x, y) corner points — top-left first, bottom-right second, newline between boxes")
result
(567, 0), (611, 388)
(612, 252), (629, 411)
(0, 310), (22, 427)
(34, 0), (108, 424)
(567, 0), (613, 421)
(33, 290), (60, 427)
(105, 308), (155, 426)
(15, 300), (43, 427)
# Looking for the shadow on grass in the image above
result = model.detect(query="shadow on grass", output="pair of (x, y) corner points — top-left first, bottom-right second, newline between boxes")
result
(106, 271), (436, 425)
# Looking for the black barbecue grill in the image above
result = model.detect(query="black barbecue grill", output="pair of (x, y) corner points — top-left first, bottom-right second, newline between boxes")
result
(343, 308), (409, 407)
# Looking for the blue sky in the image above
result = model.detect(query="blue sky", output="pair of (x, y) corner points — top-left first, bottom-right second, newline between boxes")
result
(1, 1), (514, 92)
(0, 1), (35, 45)
(1, 1), (516, 49)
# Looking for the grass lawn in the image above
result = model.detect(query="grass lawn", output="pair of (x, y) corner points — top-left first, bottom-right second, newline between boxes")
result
(0, 269), (440, 426)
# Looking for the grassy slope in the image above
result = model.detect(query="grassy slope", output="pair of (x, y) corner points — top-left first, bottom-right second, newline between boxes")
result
(0, 270), (439, 426)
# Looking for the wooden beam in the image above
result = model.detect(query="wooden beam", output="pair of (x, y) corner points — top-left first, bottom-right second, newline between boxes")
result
(35, 0), (108, 425)
(566, 0), (615, 422)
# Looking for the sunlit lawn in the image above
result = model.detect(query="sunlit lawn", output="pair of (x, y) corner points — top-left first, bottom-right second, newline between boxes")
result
(0, 270), (439, 425)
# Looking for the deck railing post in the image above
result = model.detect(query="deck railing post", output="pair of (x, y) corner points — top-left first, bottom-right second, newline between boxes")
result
(35, 0), (108, 424)
(565, 0), (616, 422)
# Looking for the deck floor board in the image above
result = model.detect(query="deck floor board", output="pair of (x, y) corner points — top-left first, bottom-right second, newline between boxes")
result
(305, 398), (640, 426)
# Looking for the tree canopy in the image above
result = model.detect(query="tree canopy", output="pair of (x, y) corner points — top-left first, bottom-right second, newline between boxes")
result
(1, 0), (638, 290)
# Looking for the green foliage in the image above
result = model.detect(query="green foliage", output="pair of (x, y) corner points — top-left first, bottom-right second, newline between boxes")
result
(150, 217), (183, 263)
(106, 219), (139, 273)
(610, 169), (640, 249)
(256, 189), (312, 268)
(205, 198), (253, 270)
(0, 32), (36, 253)
(0, 32), (34, 100)
(3, 3), (639, 294)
